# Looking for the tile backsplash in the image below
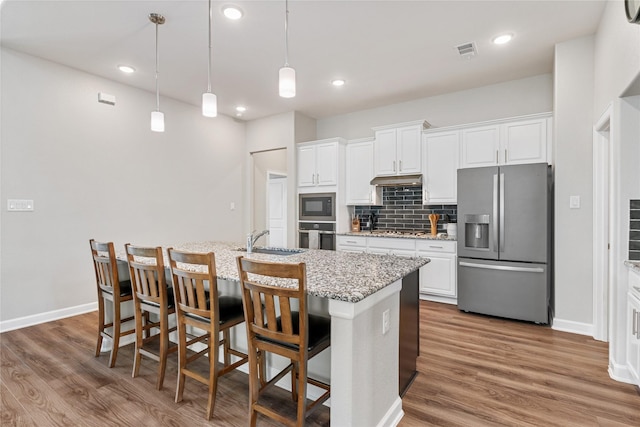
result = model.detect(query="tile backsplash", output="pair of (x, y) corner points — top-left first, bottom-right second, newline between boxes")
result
(354, 185), (457, 233)
(630, 200), (640, 261)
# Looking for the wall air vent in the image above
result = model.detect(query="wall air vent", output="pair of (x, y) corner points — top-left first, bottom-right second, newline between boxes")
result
(455, 41), (477, 59)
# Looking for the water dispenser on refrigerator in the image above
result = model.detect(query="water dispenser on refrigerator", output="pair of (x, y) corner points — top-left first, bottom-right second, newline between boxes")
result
(464, 214), (490, 250)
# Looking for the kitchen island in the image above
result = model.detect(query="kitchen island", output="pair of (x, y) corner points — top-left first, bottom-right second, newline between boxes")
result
(169, 241), (428, 427)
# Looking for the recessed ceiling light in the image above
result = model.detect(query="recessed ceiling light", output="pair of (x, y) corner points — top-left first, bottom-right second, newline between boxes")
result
(332, 79), (346, 87)
(118, 65), (135, 73)
(222, 5), (243, 20)
(492, 34), (513, 45)
(236, 106), (247, 112)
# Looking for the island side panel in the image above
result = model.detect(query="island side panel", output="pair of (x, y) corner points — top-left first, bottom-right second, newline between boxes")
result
(329, 280), (403, 427)
(399, 269), (419, 396)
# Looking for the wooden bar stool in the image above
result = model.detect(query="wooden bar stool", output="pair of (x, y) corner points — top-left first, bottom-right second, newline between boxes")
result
(236, 256), (331, 427)
(167, 248), (249, 420)
(89, 239), (135, 368)
(125, 244), (177, 390)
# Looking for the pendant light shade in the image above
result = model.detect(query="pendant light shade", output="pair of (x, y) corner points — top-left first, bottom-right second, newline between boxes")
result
(151, 111), (165, 132)
(149, 13), (165, 133)
(202, 0), (218, 117)
(279, 0), (295, 98)
(279, 66), (296, 98)
(202, 92), (217, 117)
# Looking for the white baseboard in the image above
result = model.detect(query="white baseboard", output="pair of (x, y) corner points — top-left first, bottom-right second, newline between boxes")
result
(551, 317), (594, 337)
(376, 396), (404, 427)
(419, 293), (457, 305)
(608, 360), (637, 385)
(0, 302), (98, 333)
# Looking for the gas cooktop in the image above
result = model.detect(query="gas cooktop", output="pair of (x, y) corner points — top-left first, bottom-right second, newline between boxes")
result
(368, 230), (427, 237)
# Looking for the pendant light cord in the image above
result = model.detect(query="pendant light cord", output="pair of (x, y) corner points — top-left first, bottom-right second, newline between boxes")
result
(284, 0), (289, 67)
(155, 19), (160, 111)
(207, 0), (212, 92)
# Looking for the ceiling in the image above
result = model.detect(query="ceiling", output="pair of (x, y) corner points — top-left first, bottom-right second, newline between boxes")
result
(0, 0), (607, 122)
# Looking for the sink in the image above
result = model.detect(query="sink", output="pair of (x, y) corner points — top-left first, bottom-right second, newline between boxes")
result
(236, 247), (305, 256)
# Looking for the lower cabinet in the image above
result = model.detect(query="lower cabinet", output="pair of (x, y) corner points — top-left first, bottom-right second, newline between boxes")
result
(416, 240), (457, 300)
(627, 271), (640, 385)
(336, 235), (457, 301)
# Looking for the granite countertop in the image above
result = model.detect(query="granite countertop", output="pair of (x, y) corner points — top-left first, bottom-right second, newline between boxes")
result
(337, 231), (457, 241)
(123, 241), (428, 303)
(625, 260), (640, 274)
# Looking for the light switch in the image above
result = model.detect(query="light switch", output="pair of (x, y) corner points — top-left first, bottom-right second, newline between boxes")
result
(569, 195), (580, 209)
(7, 199), (34, 211)
(230, 202), (235, 211)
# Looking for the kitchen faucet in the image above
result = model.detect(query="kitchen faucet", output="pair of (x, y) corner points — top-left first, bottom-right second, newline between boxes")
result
(246, 229), (270, 254)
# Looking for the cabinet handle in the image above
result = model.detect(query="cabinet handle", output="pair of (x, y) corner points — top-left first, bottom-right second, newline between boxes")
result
(633, 309), (638, 337)
(429, 245), (443, 249)
(346, 240), (357, 244)
(393, 160), (396, 172)
(496, 150), (499, 164)
(399, 160), (403, 171)
(316, 173), (319, 184)
(504, 149), (507, 163)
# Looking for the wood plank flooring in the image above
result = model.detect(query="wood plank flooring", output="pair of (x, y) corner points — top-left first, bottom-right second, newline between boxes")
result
(1, 301), (638, 426)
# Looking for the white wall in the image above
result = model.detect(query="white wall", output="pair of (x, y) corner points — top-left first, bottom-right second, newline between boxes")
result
(594, 1), (640, 116)
(552, 36), (596, 329)
(317, 74), (553, 140)
(592, 0), (640, 379)
(0, 48), (246, 324)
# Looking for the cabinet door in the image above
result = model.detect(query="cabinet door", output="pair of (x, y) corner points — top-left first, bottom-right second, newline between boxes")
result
(374, 129), (398, 176)
(297, 145), (316, 187)
(628, 294), (640, 384)
(315, 142), (338, 186)
(460, 125), (500, 168)
(423, 131), (458, 204)
(346, 141), (376, 205)
(397, 125), (422, 174)
(418, 253), (456, 297)
(502, 118), (548, 165)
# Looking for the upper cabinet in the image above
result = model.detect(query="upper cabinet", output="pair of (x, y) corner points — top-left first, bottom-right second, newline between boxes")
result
(373, 121), (427, 176)
(422, 130), (459, 205)
(345, 138), (382, 205)
(297, 138), (345, 188)
(459, 114), (552, 168)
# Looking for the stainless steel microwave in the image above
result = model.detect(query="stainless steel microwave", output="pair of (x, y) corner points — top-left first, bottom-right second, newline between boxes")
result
(299, 193), (336, 221)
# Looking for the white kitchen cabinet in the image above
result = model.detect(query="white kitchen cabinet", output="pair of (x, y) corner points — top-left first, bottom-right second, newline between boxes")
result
(627, 268), (640, 386)
(459, 114), (552, 168)
(346, 139), (382, 205)
(368, 237), (416, 257)
(627, 291), (640, 385)
(460, 125), (501, 168)
(415, 240), (457, 298)
(422, 131), (459, 204)
(336, 235), (367, 253)
(297, 139), (339, 188)
(373, 122), (425, 176)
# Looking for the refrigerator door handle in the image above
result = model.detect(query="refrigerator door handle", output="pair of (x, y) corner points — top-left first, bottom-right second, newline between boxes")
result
(493, 173), (499, 252)
(459, 261), (544, 273)
(500, 173), (505, 250)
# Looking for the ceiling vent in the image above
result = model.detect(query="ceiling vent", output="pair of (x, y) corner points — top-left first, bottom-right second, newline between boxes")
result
(456, 41), (477, 59)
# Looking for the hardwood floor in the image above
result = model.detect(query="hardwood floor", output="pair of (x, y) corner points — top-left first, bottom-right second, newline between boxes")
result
(1, 301), (638, 426)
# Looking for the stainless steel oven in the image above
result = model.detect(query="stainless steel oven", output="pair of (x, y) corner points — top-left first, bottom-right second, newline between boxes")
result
(299, 193), (335, 221)
(298, 222), (336, 250)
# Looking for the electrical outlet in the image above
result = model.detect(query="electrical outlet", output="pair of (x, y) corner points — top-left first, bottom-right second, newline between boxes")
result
(382, 309), (390, 335)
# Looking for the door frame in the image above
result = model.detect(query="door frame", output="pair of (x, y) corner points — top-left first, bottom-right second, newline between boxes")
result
(592, 102), (613, 342)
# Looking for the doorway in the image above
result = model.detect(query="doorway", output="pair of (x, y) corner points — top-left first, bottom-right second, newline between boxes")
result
(267, 173), (287, 247)
(593, 103), (612, 342)
(251, 148), (288, 246)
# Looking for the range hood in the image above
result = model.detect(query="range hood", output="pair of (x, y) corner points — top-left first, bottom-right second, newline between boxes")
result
(370, 174), (423, 187)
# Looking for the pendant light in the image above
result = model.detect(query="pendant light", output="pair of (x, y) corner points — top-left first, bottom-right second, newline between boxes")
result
(149, 13), (165, 132)
(279, 0), (295, 98)
(202, 0), (217, 117)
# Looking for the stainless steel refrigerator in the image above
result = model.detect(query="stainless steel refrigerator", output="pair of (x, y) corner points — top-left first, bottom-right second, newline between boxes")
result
(457, 163), (552, 324)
